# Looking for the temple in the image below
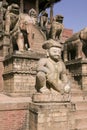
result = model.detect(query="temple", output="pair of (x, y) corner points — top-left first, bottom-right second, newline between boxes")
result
(0, 0), (87, 130)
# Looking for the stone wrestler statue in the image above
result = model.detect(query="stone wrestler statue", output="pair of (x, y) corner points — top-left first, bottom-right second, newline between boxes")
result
(35, 39), (71, 94)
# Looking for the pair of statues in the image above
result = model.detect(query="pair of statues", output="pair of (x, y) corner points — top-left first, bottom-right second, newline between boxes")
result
(39, 10), (64, 41)
(3, 2), (37, 51)
(2, 1), (64, 52)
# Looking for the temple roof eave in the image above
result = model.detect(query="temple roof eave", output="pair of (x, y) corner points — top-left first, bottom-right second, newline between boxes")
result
(39, 0), (61, 12)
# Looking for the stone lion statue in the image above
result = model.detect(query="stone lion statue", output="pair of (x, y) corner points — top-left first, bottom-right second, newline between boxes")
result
(4, 3), (20, 35)
(49, 14), (64, 41)
(64, 27), (87, 61)
(39, 10), (48, 29)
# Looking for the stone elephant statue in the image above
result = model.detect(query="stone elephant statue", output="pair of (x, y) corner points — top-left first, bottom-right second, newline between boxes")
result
(4, 3), (20, 35)
(63, 27), (87, 61)
(10, 8), (37, 51)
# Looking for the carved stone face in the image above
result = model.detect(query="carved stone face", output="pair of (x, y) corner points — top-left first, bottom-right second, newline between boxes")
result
(29, 9), (37, 18)
(80, 27), (87, 41)
(48, 47), (61, 62)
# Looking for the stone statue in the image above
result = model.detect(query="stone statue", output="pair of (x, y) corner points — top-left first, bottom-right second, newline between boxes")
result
(28, 8), (38, 25)
(4, 3), (20, 35)
(39, 10), (49, 39)
(0, 1), (8, 36)
(35, 39), (71, 94)
(50, 15), (64, 41)
(10, 8), (37, 51)
(64, 27), (87, 61)
(39, 10), (48, 29)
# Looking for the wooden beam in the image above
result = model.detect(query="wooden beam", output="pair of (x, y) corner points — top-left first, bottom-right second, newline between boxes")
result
(50, 4), (54, 23)
(36, 0), (39, 15)
(20, 0), (24, 13)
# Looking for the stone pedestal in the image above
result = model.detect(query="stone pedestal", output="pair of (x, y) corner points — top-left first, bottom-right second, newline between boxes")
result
(29, 92), (72, 130)
(3, 35), (10, 57)
(65, 58), (87, 91)
(3, 51), (45, 97)
(0, 35), (10, 57)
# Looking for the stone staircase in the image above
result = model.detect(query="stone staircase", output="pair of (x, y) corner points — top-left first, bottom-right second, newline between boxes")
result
(69, 72), (87, 130)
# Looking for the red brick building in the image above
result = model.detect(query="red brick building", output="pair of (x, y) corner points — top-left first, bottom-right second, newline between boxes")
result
(62, 28), (73, 42)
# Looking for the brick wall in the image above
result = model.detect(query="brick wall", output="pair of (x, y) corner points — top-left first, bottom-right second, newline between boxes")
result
(0, 110), (28, 130)
(0, 96), (30, 130)
(62, 28), (73, 41)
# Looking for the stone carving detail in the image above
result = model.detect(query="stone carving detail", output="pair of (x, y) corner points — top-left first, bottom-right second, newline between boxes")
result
(10, 8), (37, 51)
(35, 39), (71, 94)
(0, 1), (8, 36)
(4, 3), (20, 36)
(2, 3), (39, 52)
(1, 2), (65, 54)
(49, 15), (64, 41)
(39, 10), (48, 29)
(64, 27), (87, 61)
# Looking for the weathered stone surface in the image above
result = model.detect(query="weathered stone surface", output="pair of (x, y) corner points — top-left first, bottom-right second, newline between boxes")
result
(3, 51), (46, 97)
(65, 58), (87, 91)
(64, 27), (87, 61)
(29, 101), (72, 130)
(0, 94), (30, 130)
(32, 92), (70, 103)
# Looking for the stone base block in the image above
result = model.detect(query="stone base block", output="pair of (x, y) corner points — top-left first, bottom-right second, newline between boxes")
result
(29, 100), (71, 130)
(32, 92), (70, 103)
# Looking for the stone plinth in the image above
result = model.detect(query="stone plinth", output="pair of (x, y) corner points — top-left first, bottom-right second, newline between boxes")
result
(65, 58), (87, 91)
(29, 92), (72, 130)
(32, 92), (70, 103)
(3, 51), (46, 97)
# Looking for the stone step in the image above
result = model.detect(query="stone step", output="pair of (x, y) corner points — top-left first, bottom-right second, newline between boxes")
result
(75, 118), (87, 129)
(71, 95), (84, 102)
(71, 128), (87, 130)
(74, 110), (87, 119)
(71, 89), (82, 94)
(71, 83), (81, 90)
(75, 101), (87, 111)
(71, 86), (81, 90)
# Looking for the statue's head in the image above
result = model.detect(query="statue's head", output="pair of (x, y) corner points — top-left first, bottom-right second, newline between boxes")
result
(2, 1), (8, 9)
(80, 27), (87, 41)
(10, 3), (20, 15)
(54, 15), (64, 23)
(42, 39), (63, 61)
(29, 8), (37, 18)
(41, 10), (48, 17)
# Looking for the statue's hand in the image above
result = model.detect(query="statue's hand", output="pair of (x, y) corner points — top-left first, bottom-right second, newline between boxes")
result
(64, 82), (71, 93)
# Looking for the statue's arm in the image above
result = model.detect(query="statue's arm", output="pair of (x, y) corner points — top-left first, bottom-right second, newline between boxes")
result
(37, 58), (50, 74)
(60, 61), (68, 83)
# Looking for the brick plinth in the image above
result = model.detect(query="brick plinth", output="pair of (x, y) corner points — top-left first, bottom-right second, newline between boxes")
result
(29, 101), (72, 130)
(3, 51), (46, 97)
(32, 92), (70, 103)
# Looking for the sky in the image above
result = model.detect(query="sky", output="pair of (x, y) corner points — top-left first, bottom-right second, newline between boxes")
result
(47, 0), (87, 33)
